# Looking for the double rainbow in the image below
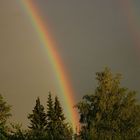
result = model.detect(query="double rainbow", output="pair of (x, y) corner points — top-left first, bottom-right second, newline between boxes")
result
(18, 0), (140, 132)
(20, 0), (79, 131)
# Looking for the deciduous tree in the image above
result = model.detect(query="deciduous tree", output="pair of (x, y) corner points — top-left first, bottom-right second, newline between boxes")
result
(76, 68), (140, 140)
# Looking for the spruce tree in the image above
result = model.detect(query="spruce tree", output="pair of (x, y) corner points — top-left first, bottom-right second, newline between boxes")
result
(54, 96), (65, 123)
(46, 93), (72, 140)
(28, 97), (47, 138)
(0, 94), (11, 125)
(53, 96), (68, 140)
(0, 94), (11, 139)
(46, 92), (55, 139)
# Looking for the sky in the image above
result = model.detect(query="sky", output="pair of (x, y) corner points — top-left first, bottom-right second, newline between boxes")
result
(0, 0), (140, 127)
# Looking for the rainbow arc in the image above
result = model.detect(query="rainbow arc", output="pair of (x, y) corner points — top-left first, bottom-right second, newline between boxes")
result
(20, 0), (79, 131)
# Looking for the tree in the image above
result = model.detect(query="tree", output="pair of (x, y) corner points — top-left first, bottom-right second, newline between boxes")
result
(53, 96), (65, 138)
(28, 97), (47, 139)
(8, 123), (27, 140)
(46, 93), (72, 140)
(0, 94), (11, 125)
(54, 96), (65, 124)
(46, 92), (55, 139)
(53, 96), (72, 140)
(0, 94), (11, 140)
(76, 68), (140, 140)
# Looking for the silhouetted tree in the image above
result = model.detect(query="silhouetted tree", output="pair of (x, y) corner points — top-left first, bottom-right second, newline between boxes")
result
(54, 96), (65, 123)
(76, 68), (140, 140)
(0, 94), (11, 140)
(8, 123), (27, 140)
(46, 92), (55, 139)
(0, 94), (11, 125)
(53, 96), (72, 140)
(28, 97), (47, 139)
(46, 93), (72, 140)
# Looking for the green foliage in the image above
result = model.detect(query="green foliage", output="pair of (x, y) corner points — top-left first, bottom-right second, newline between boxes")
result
(0, 94), (11, 125)
(0, 94), (11, 140)
(76, 68), (140, 140)
(54, 96), (65, 122)
(46, 92), (54, 137)
(0, 124), (8, 140)
(0, 92), (73, 140)
(53, 96), (67, 140)
(28, 97), (47, 138)
(1, 68), (140, 140)
(8, 123), (28, 140)
(26, 94), (72, 140)
(46, 93), (72, 140)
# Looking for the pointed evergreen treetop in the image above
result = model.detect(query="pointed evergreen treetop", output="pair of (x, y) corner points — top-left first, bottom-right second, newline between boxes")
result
(54, 96), (65, 122)
(28, 97), (47, 132)
(46, 93), (72, 140)
(46, 92), (54, 122)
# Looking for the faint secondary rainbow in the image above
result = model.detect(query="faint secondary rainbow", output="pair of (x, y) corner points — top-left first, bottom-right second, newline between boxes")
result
(119, 0), (140, 52)
(20, 0), (79, 131)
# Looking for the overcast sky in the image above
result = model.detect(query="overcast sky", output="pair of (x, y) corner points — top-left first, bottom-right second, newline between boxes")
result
(0, 0), (140, 126)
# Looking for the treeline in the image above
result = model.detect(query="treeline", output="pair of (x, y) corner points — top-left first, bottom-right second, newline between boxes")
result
(1, 68), (140, 140)
(0, 93), (73, 140)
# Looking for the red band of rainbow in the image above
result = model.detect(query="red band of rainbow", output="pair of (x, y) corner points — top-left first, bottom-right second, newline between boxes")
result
(20, 0), (79, 131)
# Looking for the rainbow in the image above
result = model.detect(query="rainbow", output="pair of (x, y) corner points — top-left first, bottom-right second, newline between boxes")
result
(119, 0), (140, 51)
(19, 0), (79, 131)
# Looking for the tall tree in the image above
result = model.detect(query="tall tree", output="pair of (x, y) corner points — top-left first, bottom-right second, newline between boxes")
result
(54, 96), (65, 123)
(46, 92), (55, 139)
(46, 93), (72, 140)
(76, 68), (140, 140)
(0, 94), (11, 139)
(53, 96), (70, 140)
(28, 97), (47, 139)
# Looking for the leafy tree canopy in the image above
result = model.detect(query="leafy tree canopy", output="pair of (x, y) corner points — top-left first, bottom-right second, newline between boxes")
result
(0, 94), (11, 140)
(76, 68), (140, 140)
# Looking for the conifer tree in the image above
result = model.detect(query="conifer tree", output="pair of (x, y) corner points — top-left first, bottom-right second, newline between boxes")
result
(8, 123), (27, 140)
(46, 92), (55, 139)
(0, 94), (11, 125)
(76, 68), (140, 140)
(0, 94), (11, 139)
(54, 96), (65, 123)
(46, 93), (72, 140)
(28, 97), (47, 138)
(53, 96), (69, 140)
